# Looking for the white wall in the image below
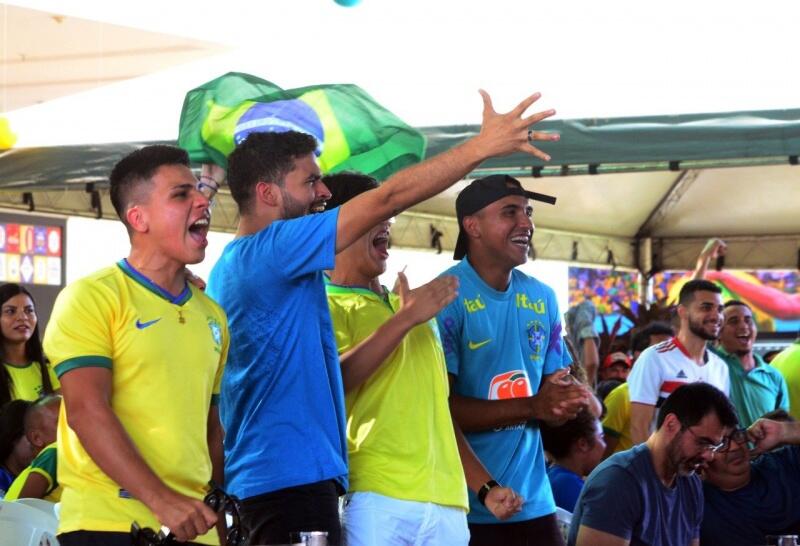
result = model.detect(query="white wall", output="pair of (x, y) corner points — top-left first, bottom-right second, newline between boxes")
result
(65, 217), (234, 283)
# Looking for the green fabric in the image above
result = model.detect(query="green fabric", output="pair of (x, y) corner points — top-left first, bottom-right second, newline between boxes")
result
(712, 346), (789, 427)
(54, 355), (112, 378)
(178, 72), (426, 181)
(3, 108), (800, 190)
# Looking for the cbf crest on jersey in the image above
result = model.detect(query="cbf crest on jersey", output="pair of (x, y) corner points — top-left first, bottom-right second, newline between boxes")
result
(207, 317), (223, 353)
(526, 320), (546, 361)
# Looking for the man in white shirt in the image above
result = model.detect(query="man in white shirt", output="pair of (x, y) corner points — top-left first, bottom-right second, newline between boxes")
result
(628, 280), (730, 445)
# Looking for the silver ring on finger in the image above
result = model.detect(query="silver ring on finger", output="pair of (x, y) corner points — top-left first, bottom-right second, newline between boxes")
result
(527, 129), (534, 141)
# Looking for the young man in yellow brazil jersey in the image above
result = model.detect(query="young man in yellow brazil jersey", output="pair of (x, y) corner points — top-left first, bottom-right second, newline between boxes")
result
(43, 145), (229, 546)
(323, 173), (524, 546)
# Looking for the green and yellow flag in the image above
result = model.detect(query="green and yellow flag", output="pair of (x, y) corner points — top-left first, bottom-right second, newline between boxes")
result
(178, 72), (425, 180)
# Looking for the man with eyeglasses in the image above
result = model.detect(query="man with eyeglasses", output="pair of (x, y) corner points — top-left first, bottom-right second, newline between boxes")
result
(701, 416), (800, 545)
(569, 382), (738, 546)
(44, 145), (229, 545)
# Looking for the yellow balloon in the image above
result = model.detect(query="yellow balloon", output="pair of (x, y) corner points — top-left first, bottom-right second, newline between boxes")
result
(0, 117), (17, 149)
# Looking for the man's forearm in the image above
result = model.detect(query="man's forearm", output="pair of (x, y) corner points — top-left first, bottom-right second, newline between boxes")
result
(339, 311), (415, 392)
(630, 403), (655, 445)
(783, 421), (800, 444)
(450, 394), (534, 433)
(377, 138), (487, 218)
(452, 417), (492, 492)
(69, 401), (171, 509)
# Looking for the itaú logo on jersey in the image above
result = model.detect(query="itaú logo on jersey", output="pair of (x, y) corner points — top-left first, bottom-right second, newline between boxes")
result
(488, 370), (532, 400)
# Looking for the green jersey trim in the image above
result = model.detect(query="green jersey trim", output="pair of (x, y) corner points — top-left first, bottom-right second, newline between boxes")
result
(55, 355), (113, 377)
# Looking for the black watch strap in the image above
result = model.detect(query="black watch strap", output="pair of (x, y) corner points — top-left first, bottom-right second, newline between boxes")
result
(477, 479), (500, 506)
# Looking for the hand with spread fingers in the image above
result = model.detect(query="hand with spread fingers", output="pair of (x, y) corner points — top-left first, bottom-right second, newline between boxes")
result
(396, 271), (459, 327)
(474, 90), (559, 161)
(485, 485), (524, 521)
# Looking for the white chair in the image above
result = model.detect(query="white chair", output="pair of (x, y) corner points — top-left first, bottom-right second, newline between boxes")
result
(0, 499), (59, 546)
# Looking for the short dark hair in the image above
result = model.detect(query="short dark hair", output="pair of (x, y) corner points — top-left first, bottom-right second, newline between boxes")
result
(323, 172), (379, 209)
(631, 321), (674, 353)
(541, 408), (600, 459)
(226, 131), (318, 214)
(109, 145), (190, 229)
(23, 394), (61, 435)
(0, 399), (33, 464)
(678, 279), (721, 306)
(723, 300), (751, 311)
(656, 382), (738, 430)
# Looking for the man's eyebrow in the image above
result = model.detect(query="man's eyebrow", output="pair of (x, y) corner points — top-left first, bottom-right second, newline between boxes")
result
(171, 183), (195, 190)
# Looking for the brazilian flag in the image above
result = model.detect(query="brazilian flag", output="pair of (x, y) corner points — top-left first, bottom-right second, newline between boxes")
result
(178, 72), (426, 180)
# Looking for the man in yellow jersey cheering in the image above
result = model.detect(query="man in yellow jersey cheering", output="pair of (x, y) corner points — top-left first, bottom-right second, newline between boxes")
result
(43, 145), (229, 545)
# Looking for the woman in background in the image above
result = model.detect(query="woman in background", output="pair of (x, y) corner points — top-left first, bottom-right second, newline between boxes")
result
(0, 283), (58, 407)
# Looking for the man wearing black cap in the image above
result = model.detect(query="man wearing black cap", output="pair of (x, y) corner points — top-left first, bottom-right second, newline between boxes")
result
(436, 174), (590, 546)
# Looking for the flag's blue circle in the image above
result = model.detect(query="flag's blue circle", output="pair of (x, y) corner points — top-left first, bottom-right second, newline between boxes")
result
(234, 99), (325, 155)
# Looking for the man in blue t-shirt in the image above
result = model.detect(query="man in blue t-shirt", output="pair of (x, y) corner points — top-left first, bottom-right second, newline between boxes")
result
(701, 417), (800, 545)
(207, 91), (559, 546)
(569, 383), (738, 546)
(437, 174), (592, 546)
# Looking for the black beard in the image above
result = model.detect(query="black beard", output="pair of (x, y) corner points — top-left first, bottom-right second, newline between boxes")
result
(688, 318), (718, 341)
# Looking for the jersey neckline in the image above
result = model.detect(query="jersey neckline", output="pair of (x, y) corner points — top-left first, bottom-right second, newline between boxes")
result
(117, 259), (192, 306)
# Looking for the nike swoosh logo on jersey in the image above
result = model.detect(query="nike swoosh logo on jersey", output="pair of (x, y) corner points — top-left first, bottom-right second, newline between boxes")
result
(135, 318), (161, 330)
(468, 339), (491, 350)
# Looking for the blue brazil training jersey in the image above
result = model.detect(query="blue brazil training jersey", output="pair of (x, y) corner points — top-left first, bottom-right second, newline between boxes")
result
(437, 258), (570, 523)
(207, 209), (348, 499)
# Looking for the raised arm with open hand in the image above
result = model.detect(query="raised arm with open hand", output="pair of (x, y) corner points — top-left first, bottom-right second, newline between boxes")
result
(336, 90), (559, 253)
(475, 89), (559, 161)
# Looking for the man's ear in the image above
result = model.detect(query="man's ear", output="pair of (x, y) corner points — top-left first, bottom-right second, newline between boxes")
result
(26, 429), (43, 450)
(663, 413), (682, 435)
(677, 304), (687, 322)
(126, 205), (148, 234)
(463, 215), (480, 239)
(256, 181), (280, 207)
(576, 437), (591, 453)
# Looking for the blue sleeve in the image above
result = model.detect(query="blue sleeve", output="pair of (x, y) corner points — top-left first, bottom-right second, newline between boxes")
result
(436, 298), (463, 376)
(254, 209), (339, 280)
(574, 465), (641, 540)
(544, 286), (571, 375)
(550, 471), (584, 512)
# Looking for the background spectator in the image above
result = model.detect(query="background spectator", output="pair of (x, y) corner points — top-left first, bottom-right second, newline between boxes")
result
(0, 399), (34, 493)
(0, 283), (58, 407)
(542, 409), (606, 512)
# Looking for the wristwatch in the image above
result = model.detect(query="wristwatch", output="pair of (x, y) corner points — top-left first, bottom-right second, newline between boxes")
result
(477, 479), (500, 506)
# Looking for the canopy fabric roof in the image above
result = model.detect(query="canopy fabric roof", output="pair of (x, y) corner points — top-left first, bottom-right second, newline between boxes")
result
(1, 108), (798, 271)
